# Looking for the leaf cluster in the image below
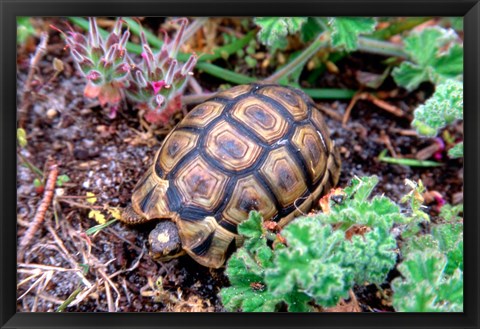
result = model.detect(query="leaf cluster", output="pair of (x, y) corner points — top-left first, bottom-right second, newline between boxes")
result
(392, 208), (463, 312)
(392, 27), (463, 91)
(221, 176), (404, 311)
(254, 17), (376, 52)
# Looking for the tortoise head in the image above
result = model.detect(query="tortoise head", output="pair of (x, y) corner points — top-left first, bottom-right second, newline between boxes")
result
(148, 220), (185, 261)
(120, 168), (173, 224)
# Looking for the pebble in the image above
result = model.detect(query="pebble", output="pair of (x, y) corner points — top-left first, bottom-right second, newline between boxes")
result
(46, 108), (58, 119)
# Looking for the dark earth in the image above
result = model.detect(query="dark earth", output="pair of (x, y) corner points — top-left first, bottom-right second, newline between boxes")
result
(16, 17), (463, 312)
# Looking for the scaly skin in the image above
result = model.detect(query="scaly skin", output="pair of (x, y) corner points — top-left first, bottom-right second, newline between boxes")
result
(119, 204), (150, 225)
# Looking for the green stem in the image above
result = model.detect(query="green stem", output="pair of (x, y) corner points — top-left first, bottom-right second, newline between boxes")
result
(196, 62), (256, 84)
(56, 286), (82, 312)
(17, 152), (44, 180)
(370, 17), (432, 40)
(265, 32), (330, 83)
(357, 37), (408, 59)
(303, 88), (356, 100)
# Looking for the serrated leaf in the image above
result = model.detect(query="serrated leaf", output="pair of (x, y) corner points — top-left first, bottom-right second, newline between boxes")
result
(431, 43), (463, 81)
(238, 211), (263, 239)
(266, 220), (348, 307)
(341, 227), (397, 283)
(329, 17), (377, 51)
(448, 142), (463, 158)
(351, 175), (378, 202)
(392, 62), (431, 91)
(392, 250), (463, 312)
(393, 27), (463, 91)
(220, 286), (281, 312)
(254, 17), (307, 50)
(411, 79), (463, 136)
(403, 27), (449, 66)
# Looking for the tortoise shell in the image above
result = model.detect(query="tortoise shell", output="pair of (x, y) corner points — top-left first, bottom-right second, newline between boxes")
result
(129, 83), (341, 268)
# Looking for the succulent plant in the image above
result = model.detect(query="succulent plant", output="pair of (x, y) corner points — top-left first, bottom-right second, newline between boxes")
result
(124, 18), (197, 124)
(58, 18), (131, 118)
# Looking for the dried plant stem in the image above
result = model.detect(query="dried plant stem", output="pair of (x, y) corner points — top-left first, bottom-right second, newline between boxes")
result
(18, 32), (48, 128)
(18, 162), (58, 259)
(182, 17), (208, 43)
(183, 92), (215, 106)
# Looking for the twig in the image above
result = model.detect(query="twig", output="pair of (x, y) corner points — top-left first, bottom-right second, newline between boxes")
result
(18, 162), (58, 260)
(18, 32), (49, 128)
(182, 92), (215, 106)
(342, 92), (406, 126)
(316, 103), (344, 122)
(187, 76), (204, 95)
(182, 17), (208, 43)
(57, 197), (104, 210)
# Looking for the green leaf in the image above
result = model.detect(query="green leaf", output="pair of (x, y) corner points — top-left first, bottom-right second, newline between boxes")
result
(439, 203), (463, 222)
(411, 79), (463, 136)
(238, 211), (264, 240)
(341, 227), (397, 284)
(392, 250), (463, 312)
(448, 142), (463, 158)
(220, 286), (281, 312)
(431, 223), (463, 274)
(254, 17), (307, 50)
(300, 17), (324, 43)
(329, 17), (377, 51)
(403, 27), (449, 66)
(431, 43), (464, 81)
(221, 224), (282, 312)
(392, 27), (463, 91)
(265, 219), (349, 307)
(56, 174), (70, 187)
(85, 219), (117, 235)
(392, 62), (431, 92)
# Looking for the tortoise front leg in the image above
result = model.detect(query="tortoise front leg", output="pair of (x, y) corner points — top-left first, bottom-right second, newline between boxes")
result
(119, 204), (150, 225)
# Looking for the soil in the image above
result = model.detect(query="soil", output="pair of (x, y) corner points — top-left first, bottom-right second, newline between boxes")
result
(16, 18), (463, 313)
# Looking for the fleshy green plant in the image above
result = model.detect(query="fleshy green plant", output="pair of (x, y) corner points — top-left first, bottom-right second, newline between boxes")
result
(124, 18), (197, 124)
(392, 26), (463, 91)
(221, 176), (412, 312)
(58, 17), (197, 124)
(392, 205), (463, 312)
(56, 18), (131, 118)
(411, 79), (463, 158)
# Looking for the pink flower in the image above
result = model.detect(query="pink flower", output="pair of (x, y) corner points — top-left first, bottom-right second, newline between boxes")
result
(433, 137), (445, 160)
(151, 80), (166, 94)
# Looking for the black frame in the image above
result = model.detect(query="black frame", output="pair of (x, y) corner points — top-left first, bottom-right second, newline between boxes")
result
(1, 0), (478, 328)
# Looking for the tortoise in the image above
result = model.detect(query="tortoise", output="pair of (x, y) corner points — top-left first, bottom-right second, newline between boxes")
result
(119, 83), (341, 268)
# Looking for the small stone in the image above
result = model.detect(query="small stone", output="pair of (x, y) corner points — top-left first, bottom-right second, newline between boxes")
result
(46, 108), (58, 119)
